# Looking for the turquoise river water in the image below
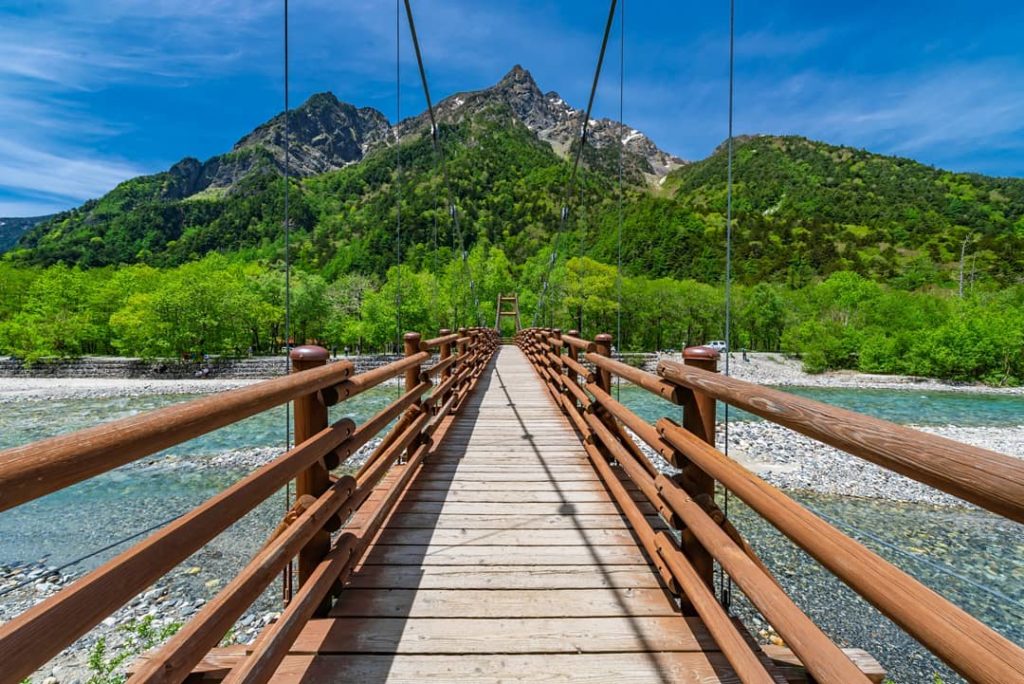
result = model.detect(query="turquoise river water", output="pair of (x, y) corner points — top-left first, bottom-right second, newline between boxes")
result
(0, 383), (1021, 682)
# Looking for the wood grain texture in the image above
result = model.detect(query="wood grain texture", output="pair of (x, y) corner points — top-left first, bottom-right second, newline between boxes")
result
(659, 419), (1024, 684)
(374, 528), (639, 546)
(382, 513), (640, 530)
(344, 565), (663, 590)
(361, 544), (650, 566)
(329, 588), (678, 618)
(272, 652), (751, 683)
(294, 616), (715, 653)
(657, 358), (1024, 523)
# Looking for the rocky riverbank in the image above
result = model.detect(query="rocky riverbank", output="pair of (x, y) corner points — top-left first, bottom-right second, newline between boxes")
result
(3, 368), (1019, 683)
(718, 351), (1024, 395)
(1, 439), (383, 684)
(715, 421), (1024, 506)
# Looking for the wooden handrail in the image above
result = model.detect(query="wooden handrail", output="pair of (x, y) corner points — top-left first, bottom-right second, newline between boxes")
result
(657, 358), (1024, 522)
(0, 359), (354, 512)
(129, 475), (358, 683)
(227, 439), (433, 684)
(585, 351), (682, 402)
(515, 326), (1024, 684)
(560, 334), (596, 353)
(421, 332), (460, 349)
(0, 416), (355, 683)
(658, 419), (1024, 684)
(0, 328), (500, 683)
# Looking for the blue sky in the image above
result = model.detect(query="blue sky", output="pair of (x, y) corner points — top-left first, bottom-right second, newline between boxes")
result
(1, 0), (1022, 216)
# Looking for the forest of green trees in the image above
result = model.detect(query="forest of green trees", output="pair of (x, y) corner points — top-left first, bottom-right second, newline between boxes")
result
(4, 115), (1024, 385)
(2, 246), (1021, 385)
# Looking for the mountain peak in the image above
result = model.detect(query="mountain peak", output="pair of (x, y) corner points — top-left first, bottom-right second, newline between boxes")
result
(300, 91), (343, 110)
(498, 64), (537, 88)
(230, 92), (390, 178)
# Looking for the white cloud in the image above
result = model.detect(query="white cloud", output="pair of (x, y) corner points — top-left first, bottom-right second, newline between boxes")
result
(0, 138), (145, 206)
(731, 60), (1024, 170)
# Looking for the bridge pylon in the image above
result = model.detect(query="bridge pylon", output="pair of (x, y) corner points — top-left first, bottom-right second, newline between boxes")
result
(494, 292), (522, 340)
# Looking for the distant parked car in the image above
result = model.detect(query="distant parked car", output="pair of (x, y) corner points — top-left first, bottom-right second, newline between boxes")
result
(705, 340), (728, 353)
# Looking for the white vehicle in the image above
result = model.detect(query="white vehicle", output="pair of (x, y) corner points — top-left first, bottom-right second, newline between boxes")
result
(705, 340), (728, 353)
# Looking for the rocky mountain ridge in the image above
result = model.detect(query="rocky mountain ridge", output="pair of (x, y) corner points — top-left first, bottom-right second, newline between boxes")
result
(142, 65), (683, 204)
(396, 65), (684, 178)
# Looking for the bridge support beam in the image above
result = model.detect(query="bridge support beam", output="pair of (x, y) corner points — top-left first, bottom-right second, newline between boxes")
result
(289, 345), (333, 614)
(681, 346), (719, 597)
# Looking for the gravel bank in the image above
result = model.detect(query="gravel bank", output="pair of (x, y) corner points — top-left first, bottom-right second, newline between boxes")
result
(718, 421), (1024, 507)
(2, 439), (382, 684)
(720, 351), (1024, 395)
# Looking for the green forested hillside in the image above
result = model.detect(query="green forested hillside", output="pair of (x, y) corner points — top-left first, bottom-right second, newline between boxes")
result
(3, 106), (1024, 383)
(664, 135), (1024, 286)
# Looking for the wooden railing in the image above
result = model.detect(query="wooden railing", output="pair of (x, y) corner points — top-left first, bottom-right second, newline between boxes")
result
(515, 327), (1024, 684)
(0, 328), (499, 684)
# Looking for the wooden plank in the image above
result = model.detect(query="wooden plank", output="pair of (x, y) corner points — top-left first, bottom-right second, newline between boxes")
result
(395, 500), (657, 516)
(344, 565), (664, 590)
(416, 470), (601, 481)
(408, 480), (627, 493)
(272, 652), (748, 683)
(762, 645), (886, 683)
(383, 513), (640, 530)
(421, 464), (596, 474)
(362, 544), (650, 566)
(329, 588), (678, 618)
(374, 527), (639, 546)
(294, 616), (716, 654)
(401, 490), (632, 504)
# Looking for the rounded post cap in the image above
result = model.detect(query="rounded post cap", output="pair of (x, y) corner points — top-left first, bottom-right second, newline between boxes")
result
(289, 345), (329, 362)
(595, 333), (613, 344)
(684, 345), (720, 361)
(439, 328), (452, 335)
(403, 331), (422, 342)
(567, 329), (580, 337)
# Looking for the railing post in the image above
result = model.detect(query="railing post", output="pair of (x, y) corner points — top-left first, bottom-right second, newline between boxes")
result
(403, 332), (424, 460)
(439, 328), (453, 410)
(594, 333), (613, 393)
(550, 328), (563, 403)
(456, 327), (469, 398)
(566, 329), (580, 410)
(289, 345), (331, 613)
(681, 345), (719, 592)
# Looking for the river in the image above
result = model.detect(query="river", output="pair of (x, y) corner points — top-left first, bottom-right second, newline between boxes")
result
(1, 383), (1021, 682)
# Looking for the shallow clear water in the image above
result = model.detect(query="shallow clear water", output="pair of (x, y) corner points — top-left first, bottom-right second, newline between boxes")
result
(730, 492), (1024, 683)
(0, 386), (399, 568)
(1, 383), (1021, 682)
(613, 383), (1024, 426)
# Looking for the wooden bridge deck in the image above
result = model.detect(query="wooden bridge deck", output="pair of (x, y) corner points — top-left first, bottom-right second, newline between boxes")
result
(273, 346), (749, 682)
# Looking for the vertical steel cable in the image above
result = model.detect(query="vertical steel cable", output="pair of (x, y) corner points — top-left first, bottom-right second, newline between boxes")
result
(720, 0), (736, 610)
(615, 0), (624, 399)
(402, 0), (481, 327)
(281, 0), (293, 604)
(394, 0), (403, 353)
(532, 0), (619, 328)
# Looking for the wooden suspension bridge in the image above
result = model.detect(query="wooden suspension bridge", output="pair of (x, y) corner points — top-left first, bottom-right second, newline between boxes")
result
(1, 319), (1023, 683)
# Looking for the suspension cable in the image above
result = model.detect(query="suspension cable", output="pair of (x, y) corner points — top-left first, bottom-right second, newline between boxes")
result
(281, 0), (293, 605)
(615, 0), (624, 398)
(401, 0), (481, 327)
(532, 0), (619, 328)
(720, 0), (736, 610)
(394, 0), (403, 351)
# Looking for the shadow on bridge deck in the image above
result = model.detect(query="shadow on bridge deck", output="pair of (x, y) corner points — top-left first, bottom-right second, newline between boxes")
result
(274, 346), (746, 682)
